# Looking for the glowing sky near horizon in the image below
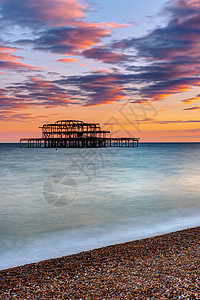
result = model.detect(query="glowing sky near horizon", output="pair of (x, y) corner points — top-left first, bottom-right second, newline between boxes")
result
(0, 0), (200, 142)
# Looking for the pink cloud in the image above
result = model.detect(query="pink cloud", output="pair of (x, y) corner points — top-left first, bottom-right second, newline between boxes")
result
(174, 0), (200, 11)
(0, 45), (43, 72)
(81, 74), (126, 106)
(31, 23), (111, 56)
(98, 22), (129, 29)
(24, 0), (86, 25)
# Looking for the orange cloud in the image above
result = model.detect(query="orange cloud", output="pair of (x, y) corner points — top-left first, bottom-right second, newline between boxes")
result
(182, 96), (200, 104)
(151, 90), (190, 101)
(91, 68), (112, 74)
(57, 58), (77, 63)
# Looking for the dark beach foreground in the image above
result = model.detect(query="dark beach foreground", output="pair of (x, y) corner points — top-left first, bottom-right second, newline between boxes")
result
(0, 227), (200, 299)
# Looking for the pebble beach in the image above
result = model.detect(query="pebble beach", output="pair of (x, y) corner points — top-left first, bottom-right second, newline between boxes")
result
(0, 226), (199, 299)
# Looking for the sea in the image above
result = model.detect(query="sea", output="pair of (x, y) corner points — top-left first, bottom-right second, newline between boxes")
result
(0, 142), (200, 270)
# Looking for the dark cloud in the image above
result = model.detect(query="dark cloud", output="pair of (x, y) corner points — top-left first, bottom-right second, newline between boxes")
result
(141, 119), (200, 124)
(54, 72), (142, 106)
(0, 71), (139, 111)
(26, 25), (109, 54)
(183, 128), (200, 133)
(0, 77), (77, 120)
(183, 106), (200, 110)
(0, 0), (86, 28)
(81, 46), (132, 63)
(112, 0), (200, 101)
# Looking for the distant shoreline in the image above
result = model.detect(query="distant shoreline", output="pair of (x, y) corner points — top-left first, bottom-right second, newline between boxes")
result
(1, 226), (199, 298)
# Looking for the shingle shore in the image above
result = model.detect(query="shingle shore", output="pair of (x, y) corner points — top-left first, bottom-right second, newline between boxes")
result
(0, 226), (200, 299)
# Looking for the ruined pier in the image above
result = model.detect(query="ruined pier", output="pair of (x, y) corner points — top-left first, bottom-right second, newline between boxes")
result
(20, 120), (139, 148)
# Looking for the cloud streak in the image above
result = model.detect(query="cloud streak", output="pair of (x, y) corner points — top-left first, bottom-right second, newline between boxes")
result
(140, 118), (200, 124)
(183, 106), (200, 110)
(57, 57), (77, 63)
(0, 77), (78, 120)
(55, 72), (128, 106)
(0, 45), (42, 72)
(182, 94), (200, 104)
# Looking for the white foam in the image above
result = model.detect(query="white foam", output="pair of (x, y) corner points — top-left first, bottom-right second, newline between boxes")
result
(1, 212), (199, 270)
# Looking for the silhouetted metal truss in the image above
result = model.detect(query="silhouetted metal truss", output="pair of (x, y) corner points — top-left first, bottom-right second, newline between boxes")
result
(20, 120), (140, 148)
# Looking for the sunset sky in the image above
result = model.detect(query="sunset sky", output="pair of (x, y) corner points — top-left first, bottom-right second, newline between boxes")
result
(0, 0), (200, 142)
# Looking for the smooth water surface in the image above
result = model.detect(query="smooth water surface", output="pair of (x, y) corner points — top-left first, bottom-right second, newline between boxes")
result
(0, 143), (200, 269)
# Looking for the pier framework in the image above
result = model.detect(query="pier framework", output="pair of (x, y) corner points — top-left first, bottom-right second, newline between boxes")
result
(20, 120), (139, 148)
